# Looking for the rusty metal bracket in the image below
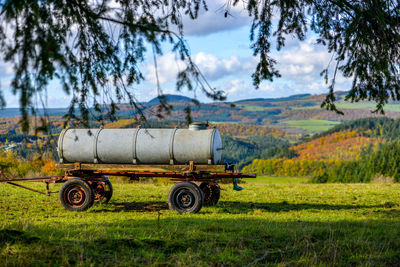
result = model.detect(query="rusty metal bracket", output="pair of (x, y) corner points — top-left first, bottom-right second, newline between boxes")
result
(74, 162), (81, 170)
(5, 182), (59, 196)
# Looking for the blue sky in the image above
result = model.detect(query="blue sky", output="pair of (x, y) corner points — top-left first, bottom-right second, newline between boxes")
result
(0, 1), (352, 108)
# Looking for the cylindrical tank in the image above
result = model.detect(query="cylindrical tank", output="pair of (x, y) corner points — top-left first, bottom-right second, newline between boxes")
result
(57, 124), (223, 165)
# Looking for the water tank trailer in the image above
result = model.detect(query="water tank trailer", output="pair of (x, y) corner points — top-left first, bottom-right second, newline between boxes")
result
(0, 123), (256, 213)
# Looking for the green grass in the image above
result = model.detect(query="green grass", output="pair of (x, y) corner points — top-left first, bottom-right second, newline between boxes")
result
(2, 178), (400, 266)
(291, 101), (400, 113)
(335, 101), (400, 112)
(238, 105), (277, 111)
(286, 120), (341, 132)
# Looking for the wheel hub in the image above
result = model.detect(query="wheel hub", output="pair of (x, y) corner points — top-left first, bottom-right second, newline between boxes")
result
(176, 190), (194, 208)
(66, 186), (86, 206)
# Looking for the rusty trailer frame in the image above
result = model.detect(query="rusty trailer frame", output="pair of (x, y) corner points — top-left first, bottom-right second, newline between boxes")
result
(0, 162), (256, 213)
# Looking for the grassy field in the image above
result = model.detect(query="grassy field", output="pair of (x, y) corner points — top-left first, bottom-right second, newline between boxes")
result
(335, 101), (400, 112)
(286, 120), (341, 132)
(292, 101), (400, 113)
(238, 105), (276, 111)
(1, 177), (400, 266)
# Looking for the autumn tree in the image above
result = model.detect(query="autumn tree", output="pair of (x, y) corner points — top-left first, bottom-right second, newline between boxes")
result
(0, 0), (399, 131)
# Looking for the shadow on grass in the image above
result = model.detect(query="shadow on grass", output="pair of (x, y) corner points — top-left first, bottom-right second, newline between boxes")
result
(3, 217), (400, 266)
(93, 201), (169, 212)
(0, 229), (40, 245)
(93, 200), (385, 213)
(215, 201), (386, 214)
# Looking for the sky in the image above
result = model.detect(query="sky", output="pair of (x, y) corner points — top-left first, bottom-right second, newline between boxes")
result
(0, 1), (352, 108)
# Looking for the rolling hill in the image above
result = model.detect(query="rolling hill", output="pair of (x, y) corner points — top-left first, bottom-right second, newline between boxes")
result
(2, 92), (400, 137)
(241, 117), (400, 182)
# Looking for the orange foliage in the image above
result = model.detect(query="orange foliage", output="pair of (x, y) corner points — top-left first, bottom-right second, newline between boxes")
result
(292, 130), (384, 161)
(41, 160), (56, 176)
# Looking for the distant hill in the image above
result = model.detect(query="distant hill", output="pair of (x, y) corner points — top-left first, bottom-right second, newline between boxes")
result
(310, 117), (400, 141)
(147, 94), (195, 105)
(0, 108), (68, 117)
(273, 118), (389, 162)
(2, 92), (400, 137)
(138, 93), (400, 135)
(234, 93), (312, 104)
(241, 117), (389, 177)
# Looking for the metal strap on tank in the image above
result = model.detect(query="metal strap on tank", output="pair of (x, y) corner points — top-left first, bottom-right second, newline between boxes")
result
(93, 128), (103, 164)
(58, 129), (68, 163)
(169, 128), (178, 165)
(208, 129), (215, 165)
(132, 127), (140, 164)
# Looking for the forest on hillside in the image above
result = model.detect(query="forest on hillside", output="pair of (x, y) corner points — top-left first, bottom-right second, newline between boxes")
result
(243, 118), (400, 182)
(2, 117), (400, 183)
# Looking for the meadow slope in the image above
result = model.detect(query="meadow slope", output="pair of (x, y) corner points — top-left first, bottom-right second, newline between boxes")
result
(1, 178), (400, 266)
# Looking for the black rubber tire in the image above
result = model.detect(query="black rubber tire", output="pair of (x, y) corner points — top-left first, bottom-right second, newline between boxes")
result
(168, 182), (204, 213)
(199, 182), (221, 206)
(91, 178), (113, 204)
(59, 179), (95, 211)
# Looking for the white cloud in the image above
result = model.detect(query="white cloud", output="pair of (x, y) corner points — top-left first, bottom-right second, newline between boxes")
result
(145, 53), (186, 84)
(221, 79), (258, 101)
(194, 52), (253, 80)
(270, 37), (352, 95)
(225, 79), (246, 95)
(145, 52), (254, 84)
(258, 82), (276, 92)
(284, 64), (315, 76)
(181, 0), (251, 36)
(144, 35), (353, 101)
(0, 61), (13, 77)
(214, 36), (354, 101)
(104, 0), (251, 37)
(276, 38), (331, 78)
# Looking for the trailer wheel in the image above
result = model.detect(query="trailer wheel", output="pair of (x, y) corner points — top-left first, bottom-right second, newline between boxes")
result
(200, 183), (220, 206)
(168, 182), (204, 213)
(59, 179), (95, 211)
(91, 179), (113, 204)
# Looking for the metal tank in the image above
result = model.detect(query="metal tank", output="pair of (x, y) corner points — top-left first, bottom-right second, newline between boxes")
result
(57, 123), (223, 165)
